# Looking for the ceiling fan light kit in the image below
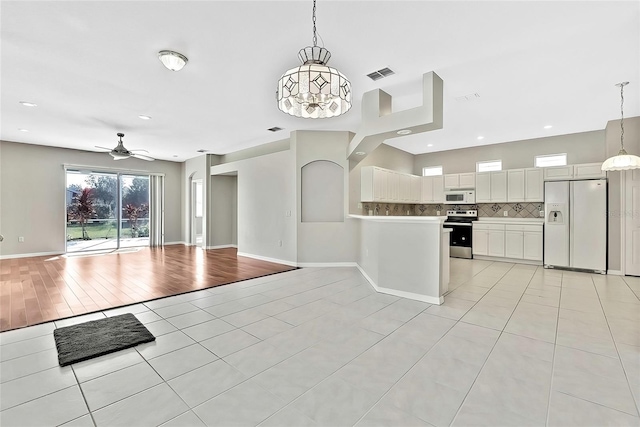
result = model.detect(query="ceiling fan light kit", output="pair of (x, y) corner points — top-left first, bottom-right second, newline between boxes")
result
(602, 81), (640, 171)
(158, 50), (188, 71)
(276, 0), (352, 119)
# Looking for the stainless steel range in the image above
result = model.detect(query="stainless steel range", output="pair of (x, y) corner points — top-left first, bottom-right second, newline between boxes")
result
(443, 210), (478, 259)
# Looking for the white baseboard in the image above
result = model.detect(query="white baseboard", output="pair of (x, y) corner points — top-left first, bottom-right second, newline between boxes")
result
(355, 265), (444, 305)
(607, 270), (623, 276)
(297, 262), (357, 268)
(206, 244), (238, 250)
(236, 251), (298, 267)
(0, 251), (63, 260)
(473, 255), (542, 266)
(164, 241), (187, 246)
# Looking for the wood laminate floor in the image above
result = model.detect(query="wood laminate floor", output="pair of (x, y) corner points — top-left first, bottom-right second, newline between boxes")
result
(0, 246), (295, 332)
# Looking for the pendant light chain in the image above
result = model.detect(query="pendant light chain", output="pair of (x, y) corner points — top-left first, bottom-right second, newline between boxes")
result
(312, 0), (317, 47)
(620, 82), (625, 151)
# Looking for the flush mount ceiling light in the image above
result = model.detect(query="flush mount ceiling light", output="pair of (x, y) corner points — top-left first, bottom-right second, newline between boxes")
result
(397, 129), (412, 135)
(276, 0), (351, 119)
(602, 82), (640, 171)
(158, 50), (188, 71)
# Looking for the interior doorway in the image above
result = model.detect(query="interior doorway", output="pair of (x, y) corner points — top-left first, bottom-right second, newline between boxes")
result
(66, 169), (150, 252)
(192, 179), (204, 246)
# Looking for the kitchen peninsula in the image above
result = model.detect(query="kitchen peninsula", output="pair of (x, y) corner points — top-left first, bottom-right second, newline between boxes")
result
(350, 215), (450, 305)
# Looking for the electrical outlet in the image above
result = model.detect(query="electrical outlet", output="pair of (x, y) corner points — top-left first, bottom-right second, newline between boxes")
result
(503, 211), (508, 217)
(18, 236), (25, 242)
(285, 210), (291, 217)
(436, 210), (440, 216)
(407, 210), (410, 215)
(539, 210), (544, 217)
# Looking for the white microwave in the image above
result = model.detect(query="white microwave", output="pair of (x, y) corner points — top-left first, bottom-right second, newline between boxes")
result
(444, 190), (475, 204)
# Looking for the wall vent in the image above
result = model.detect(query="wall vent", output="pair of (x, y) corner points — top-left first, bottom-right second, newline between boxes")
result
(196, 149), (208, 153)
(366, 67), (395, 81)
(455, 93), (480, 102)
(267, 127), (284, 132)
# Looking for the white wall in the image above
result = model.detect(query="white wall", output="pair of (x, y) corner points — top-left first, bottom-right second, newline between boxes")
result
(210, 175), (237, 247)
(413, 130), (605, 174)
(293, 131), (359, 265)
(210, 149), (297, 264)
(0, 140), (183, 257)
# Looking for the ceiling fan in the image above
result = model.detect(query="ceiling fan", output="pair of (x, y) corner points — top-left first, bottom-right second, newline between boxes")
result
(95, 133), (154, 161)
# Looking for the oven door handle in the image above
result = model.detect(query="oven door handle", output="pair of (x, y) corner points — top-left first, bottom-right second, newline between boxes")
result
(443, 222), (473, 226)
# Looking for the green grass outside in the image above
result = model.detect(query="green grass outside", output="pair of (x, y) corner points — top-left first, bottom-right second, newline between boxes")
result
(67, 220), (149, 240)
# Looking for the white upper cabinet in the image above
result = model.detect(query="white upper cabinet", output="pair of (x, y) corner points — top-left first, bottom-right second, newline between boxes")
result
(491, 171), (507, 203)
(362, 166), (425, 204)
(507, 169), (525, 202)
(476, 172), (492, 203)
(399, 173), (411, 202)
(444, 174), (459, 189)
(444, 173), (476, 189)
(410, 175), (421, 203)
(459, 173), (476, 188)
(573, 163), (607, 179)
(544, 165), (573, 181)
(525, 168), (544, 202)
(421, 176), (445, 203)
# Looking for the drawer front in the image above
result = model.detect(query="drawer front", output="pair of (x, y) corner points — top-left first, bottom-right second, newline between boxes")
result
(474, 223), (506, 231)
(506, 224), (543, 232)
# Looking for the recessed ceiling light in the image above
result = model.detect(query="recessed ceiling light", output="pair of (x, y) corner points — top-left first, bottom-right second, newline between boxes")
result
(544, 125), (553, 129)
(18, 128), (29, 132)
(138, 115), (152, 120)
(173, 155), (178, 158)
(427, 144), (433, 147)
(397, 129), (412, 135)
(355, 151), (366, 156)
(477, 136), (485, 140)
(19, 101), (37, 107)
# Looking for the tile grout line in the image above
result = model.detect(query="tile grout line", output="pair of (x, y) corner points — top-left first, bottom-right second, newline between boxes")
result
(544, 268), (565, 426)
(591, 275), (640, 418)
(70, 366), (98, 427)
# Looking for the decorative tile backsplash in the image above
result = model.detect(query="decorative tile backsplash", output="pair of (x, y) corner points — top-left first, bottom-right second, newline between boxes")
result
(360, 202), (544, 218)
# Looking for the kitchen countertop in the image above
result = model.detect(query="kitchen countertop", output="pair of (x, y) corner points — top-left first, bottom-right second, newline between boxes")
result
(349, 215), (445, 224)
(476, 217), (544, 225)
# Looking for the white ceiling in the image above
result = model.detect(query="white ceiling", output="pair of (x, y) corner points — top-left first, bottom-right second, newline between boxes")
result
(2, 1), (639, 162)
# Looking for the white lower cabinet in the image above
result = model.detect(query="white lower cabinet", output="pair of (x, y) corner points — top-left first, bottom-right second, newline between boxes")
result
(474, 222), (543, 262)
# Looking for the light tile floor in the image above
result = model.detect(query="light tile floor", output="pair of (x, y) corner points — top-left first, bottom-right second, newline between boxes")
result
(1, 260), (639, 426)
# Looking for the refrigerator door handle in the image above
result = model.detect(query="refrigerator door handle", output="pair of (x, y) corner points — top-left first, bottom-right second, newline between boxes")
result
(569, 181), (574, 267)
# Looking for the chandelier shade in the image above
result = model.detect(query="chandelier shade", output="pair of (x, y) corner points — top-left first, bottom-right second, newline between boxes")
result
(276, 1), (352, 119)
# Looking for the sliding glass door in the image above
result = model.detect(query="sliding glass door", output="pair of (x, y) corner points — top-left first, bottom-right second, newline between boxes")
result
(66, 170), (150, 252)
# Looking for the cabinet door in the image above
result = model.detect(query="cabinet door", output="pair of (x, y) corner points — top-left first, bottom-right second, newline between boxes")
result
(410, 175), (421, 203)
(361, 167), (374, 202)
(544, 166), (573, 181)
(433, 176), (445, 203)
(507, 169), (525, 202)
(388, 172), (400, 201)
(491, 171), (508, 203)
(476, 173), (492, 203)
(399, 173), (411, 202)
(505, 231), (524, 259)
(472, 229), (488, 256)
(523, 231), (543, 261)
(421, 176), (433, 203)
(525, 168), (544, 202)
(444, 174), (459, 189)
(459, 173), (476, 189)
(373, 168), (388, 201)
(488, 230), (505, 257)
(574, 163), (607, 179)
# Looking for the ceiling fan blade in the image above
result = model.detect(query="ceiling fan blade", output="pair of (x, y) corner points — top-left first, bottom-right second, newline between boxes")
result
(129, 149), (149, 153)
(131, 153), (155, 161)
(95, 146), (113, 151)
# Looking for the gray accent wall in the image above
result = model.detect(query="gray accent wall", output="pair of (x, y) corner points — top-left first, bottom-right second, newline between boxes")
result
(413, 130), (605, 175)
(0, 140), (183, 257)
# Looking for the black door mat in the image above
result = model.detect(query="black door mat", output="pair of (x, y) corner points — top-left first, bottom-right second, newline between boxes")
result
(54, 313), (155, 366)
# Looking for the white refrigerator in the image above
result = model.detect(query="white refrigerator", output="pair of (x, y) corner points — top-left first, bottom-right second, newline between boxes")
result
(544, 179), (607, 273)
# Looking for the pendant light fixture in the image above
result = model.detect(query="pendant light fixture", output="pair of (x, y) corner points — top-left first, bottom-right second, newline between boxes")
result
(602, 82), (640, 171)
(276, 0), (352, 119)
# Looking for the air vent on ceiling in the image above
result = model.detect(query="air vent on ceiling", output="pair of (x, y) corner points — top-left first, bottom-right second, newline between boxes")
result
(366, 67), (395, 81)
(455, 93), (480, 102)
(267, 127), (283, 132)
(196, 149), (208, 153)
